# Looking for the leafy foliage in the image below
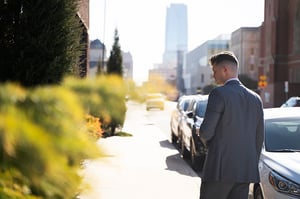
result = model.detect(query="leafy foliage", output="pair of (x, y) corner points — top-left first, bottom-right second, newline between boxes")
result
(238, 74), (258, 90)
(0, 0), (82, 87)
(124, 79), (145, 103)
(85, 114), (103, 139)
(64, 75), (127, 136)
(144, 73), (178, 101)
(0, 82), (103, 198)
(202, 84), (218, 94)
(107, 29), (123, 76)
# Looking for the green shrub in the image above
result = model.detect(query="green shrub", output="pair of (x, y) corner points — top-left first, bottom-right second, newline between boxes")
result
(85, 114), (103, 139)
(63, 75), (127, 135)
(0, 82), (101, 198)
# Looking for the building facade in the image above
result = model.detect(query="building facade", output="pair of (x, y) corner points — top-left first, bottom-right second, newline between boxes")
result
(259, 0), (300, 107)
(231, 27), (261, 80)
(185, 37), (230, 94)
(122, 51), (133, 80)
(148, 3), (187, 93)
(163, 3), (188, 68)
(89, 39), (106, 77)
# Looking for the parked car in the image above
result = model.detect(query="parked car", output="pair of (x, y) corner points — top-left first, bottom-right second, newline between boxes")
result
(281, 96), (300, 107)
(145, 93), (165, 111)
(252, 107), (300, 199)
(179, 94), (208, 171)
(170, 95), (196, 146)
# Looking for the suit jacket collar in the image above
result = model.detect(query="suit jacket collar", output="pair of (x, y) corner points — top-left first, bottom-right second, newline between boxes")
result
(224, 78), (240, 85)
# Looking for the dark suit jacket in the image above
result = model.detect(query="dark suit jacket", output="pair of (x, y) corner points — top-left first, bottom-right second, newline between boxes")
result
(200, 80), (264, 183)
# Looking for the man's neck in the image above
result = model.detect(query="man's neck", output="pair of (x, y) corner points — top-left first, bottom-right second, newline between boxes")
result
(224, 77), (239, 84)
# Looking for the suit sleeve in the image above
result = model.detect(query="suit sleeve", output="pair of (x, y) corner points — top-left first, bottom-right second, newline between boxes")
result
(200, 89), (224, 143)
(256, 99), (264, 159)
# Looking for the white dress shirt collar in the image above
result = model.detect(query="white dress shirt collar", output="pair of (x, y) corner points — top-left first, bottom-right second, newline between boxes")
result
(224, 78), (239, 85)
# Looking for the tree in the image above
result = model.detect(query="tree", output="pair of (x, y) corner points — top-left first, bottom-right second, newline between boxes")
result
(107, 29), (123, 76)
(105, 29), (125, 135)
(202, 84), (218, 94)
(238, 74), (258, 90)
(0, 0), (82, 87)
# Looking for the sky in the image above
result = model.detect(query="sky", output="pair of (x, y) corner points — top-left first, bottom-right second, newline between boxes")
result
(89, 0), (264, 84)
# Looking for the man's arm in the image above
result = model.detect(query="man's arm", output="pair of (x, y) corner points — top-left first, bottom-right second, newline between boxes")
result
(199, 89), (224, 144)
(199, 133), (207, 148)
(256, 102), (264, 159)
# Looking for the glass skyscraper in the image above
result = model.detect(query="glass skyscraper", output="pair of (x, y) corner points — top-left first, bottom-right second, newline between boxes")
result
(163, 4), (188, 68)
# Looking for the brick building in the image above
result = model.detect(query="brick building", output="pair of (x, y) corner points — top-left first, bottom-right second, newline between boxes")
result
(231, 27), (261, 81)
(77, 0), (90, 77)
(259, 0), (300, 107)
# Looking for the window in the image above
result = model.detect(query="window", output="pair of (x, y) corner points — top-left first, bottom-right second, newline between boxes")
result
(290, 66), (300, 83)
(201, 74), (204, 83)
(265, 119), (300, 151)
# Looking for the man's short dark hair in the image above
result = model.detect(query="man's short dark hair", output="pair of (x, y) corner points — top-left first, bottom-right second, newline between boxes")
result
(209, 51), (239, 66)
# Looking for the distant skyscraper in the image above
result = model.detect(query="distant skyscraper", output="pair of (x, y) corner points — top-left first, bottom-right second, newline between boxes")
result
(122, 51), (133, 80)
(163, 4), (188, 67)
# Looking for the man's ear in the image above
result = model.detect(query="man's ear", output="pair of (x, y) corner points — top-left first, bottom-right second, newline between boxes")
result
(223, 66), (228, 72)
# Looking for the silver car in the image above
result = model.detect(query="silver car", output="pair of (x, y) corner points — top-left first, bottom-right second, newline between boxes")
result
(252, 107), (300, 199)
(170, 95), (196, 146)
(179, 94), (208, 171)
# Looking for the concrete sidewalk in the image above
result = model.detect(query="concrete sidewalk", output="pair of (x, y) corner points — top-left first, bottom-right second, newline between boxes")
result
(79, 102), (201, 199)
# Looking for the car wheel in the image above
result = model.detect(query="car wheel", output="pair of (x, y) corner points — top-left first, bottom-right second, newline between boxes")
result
(180, 134), (190, 159)
(190, 139), (204, 171)
(177, 130), (182, 150)
(190, 139), (197, 169)
(171, 130), (178, 144)
(254, 185), (263, 199)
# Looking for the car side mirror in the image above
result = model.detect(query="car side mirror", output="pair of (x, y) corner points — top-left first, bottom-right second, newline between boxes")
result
(186, 111), (194, 118)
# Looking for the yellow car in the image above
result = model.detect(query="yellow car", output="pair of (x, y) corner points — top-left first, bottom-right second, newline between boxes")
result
(146, 93), (165, 111)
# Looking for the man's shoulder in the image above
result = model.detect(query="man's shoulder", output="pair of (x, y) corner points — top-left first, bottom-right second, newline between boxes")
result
(243, 86), (261, 98)
(242, 86), (263, 105)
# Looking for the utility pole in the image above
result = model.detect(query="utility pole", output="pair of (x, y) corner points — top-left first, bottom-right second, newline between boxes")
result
(102, 0), (106, 72)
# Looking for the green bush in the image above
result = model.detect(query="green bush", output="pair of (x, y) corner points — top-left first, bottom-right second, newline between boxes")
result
(0, 82), (101, 199)
(0, 75), (128, 198)
(63, 75), (127, 135)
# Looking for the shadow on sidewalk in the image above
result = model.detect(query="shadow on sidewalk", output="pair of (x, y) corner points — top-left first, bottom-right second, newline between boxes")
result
(159, 140), (203, 177)
(165, 153), (199, 177)
(159, 139), (175, 150)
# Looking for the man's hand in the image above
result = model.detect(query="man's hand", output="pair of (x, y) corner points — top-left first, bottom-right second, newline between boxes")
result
(198, 129), (207, 148)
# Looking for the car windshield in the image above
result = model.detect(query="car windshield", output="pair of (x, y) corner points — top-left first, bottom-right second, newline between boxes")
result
(195, 100), (207, 117)
(182, 99), (192, 111)
(265, 118), (300, 152)
(147, 94), (163, 99)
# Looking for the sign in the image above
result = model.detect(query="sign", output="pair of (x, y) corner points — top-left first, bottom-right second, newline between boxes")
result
(258, 75), (268, 88)
(284, 81), (289, 93)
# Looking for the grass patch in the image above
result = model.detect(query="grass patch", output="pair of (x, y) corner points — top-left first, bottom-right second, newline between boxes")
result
(115, 131), (133, 137)
(102, 131), (133, 138)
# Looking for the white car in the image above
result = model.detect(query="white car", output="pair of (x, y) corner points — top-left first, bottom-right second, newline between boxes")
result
(252, 107), (300, 199)
(281, 96), (300, 107)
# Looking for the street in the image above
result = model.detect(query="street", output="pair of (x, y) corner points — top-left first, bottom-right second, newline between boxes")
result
(79, 100), (255, 199)
(79, 100), (201, 199)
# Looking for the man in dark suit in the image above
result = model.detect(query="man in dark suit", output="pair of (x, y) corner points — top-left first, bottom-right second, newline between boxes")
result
(199, 51), (264, 199)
